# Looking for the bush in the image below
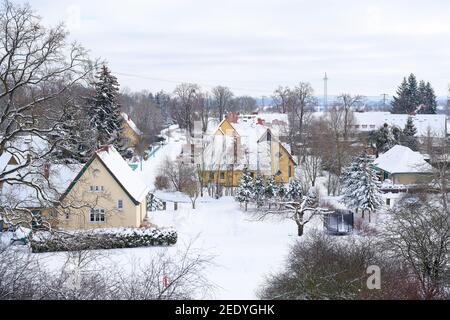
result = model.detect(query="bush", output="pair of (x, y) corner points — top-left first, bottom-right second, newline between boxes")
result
(258, 231), (423, 300)
(154, 175), (170, 190)
(30, 227), (177, 253)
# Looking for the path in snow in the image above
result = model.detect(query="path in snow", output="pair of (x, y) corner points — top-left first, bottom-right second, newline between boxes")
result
(137, 125), (184, 190)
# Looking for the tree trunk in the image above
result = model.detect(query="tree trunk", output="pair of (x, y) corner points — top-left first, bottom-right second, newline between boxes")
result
(297, 224), (304, 237)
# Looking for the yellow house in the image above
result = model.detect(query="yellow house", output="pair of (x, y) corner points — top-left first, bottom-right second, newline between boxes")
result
(59, 145), (149, 230)
(373, 145), (433, 186)
(199, 118), (296, 187)
(121, 112), (143, 150)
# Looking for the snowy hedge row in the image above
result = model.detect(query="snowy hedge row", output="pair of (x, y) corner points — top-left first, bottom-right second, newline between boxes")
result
(30, 227), (177, 253)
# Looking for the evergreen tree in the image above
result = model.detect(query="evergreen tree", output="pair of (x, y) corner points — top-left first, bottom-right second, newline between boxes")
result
(402, 117), (418, 151)
(418, 80), (427, 109)
(392, 74), (437, 115)
(370, 123), (397, 156)
(264, 176), (276, 200)
(287, 179), (303, 202)
(235, 168), (254, 211)
(406, 73), (420, 111)
(418, 82), (437, 114)
(276, 183), (287, 201)
(253, 174), (265, 208)
(392, 77), (412, 114)
(341, 152), (383, 218)
(49, 92), (96, 164)
(89, 65), (126, 155)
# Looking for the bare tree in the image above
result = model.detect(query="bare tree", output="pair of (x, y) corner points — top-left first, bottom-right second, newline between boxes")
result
(381, 195), (450, 299)
(172, 83), (200, 136)
(258, 231), (423, 300)
(229, 95), (257, 113)
(212, 86), (233, 122)
(0, 243), (215, 300)
(336, 94), (364, 140)
(158, 156), (200, 208)
(257, 188), (329, 237)
(0, 0), (97, 228)
(272, 86), (291, 114)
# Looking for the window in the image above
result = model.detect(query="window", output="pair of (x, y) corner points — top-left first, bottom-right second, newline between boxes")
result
(386, 198), (391, 206)
(370, 125), (376, 129)
(355, 125), (360, 129)
(220, 172), (225, 180)
(288, 166), (292, 178)
(362, 125), (368, 129)
(209, 172), (215, 180)
(117, 200), (124, 211)
(90, 186), (104, 193)
(90, 209), (106, 223)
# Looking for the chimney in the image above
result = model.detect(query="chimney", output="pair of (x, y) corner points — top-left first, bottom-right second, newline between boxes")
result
(227, 112), (239, 124)
(257, 118), (265, 126)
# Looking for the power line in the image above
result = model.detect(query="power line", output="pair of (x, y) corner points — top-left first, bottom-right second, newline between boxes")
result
(112, 71), (272, 95)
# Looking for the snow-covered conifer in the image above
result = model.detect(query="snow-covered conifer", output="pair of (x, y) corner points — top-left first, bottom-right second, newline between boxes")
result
(341, 152), (383, 219)
(287, 179), (303, 202)
(89, 65), (126, 155)
(235, 168), (254, 211)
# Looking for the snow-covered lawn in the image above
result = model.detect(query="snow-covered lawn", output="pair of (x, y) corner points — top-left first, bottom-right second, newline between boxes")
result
(150, 197), (310, 299)
(20, 197), (322, 299)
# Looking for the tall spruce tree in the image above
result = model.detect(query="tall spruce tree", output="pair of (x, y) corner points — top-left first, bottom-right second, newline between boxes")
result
(89, 65), (126, 155)
(392, 74), (437, 114)
(341, 152), (383, 218)
(391, 77), (410, 114)
(418, 82), (437, 114)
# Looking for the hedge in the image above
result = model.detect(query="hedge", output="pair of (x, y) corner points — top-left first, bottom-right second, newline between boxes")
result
(30, 227), (177, 253)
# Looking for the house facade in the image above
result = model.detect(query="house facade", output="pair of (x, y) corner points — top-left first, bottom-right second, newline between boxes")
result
(1, 142), (149, 231)
(198, 116), (296, 188)
(373, 145), (434, 208)
(121, 112), (143, 151)
(59, 146), (149, 230)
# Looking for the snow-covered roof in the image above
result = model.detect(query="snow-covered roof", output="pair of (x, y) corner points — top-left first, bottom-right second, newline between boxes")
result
(121, 112), (143, 136)
(96, 145), (149, 203)
(353, 112), (447, 137)
(0, 163), (82, 208)
(201, 121), (290, 173)
(373, 145), (433, 174)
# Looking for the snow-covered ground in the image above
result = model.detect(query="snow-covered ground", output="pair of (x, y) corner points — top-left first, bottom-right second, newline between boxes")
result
(149, 197), (313, 299)
(16, 197), (321, 299)
(1, 125), (386, 299)
(138, 125), (184, 190)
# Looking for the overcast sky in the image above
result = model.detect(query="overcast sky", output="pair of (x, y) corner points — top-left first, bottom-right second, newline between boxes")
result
(19, 0), (450, 98)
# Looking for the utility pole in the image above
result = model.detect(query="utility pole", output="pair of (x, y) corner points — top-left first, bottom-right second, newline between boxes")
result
(324, 73), (328, 112)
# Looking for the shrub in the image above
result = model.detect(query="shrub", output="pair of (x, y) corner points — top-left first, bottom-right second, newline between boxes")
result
(154, 175), (170, 190)
(30, 227), (177, 253)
